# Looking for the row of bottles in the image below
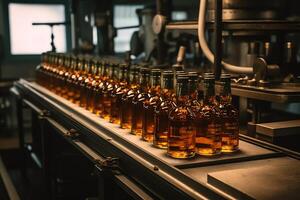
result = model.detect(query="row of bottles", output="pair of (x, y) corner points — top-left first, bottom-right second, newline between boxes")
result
(36, 52), (239, 159)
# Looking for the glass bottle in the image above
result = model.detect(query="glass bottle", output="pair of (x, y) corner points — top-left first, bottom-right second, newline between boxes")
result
(60, 54), (71, 98)
(49, 53), (60, 92)
(56, 53), (65, 94)
(100, 62), (118, 120)
(188, 72), (200, 111)
(172, 64), (184, 90)
(89, 58), (102, 113)
(142, 69), (161, 142)
(79, 56), (92, 108)
(85, 58), (97, 111)
(195, 75), (222, 156)
(36, 52), (46, 86)
(131, 68), (151, 135)
(72, 56), (85, 105)
(93, 59), (109, 115)
(120, 66), (140, 129)
(219, 74), (239, 153)
(66, 55), (78, 102)
(109, 64), (129, 124)
(168, 75), (196, 159)
(188, 72), (199, 100)
(41, 52), (51, 86)
(56, 54), (66, 96)
(48, 53), (57, 90)
(153, 71), (175, 149)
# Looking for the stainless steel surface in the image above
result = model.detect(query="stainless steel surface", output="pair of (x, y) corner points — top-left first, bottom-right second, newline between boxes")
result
(213, 83), (300, 103)
(207, 0), (284, 21)
(256, 120), (300, 137)
(182, 157), (300, 200)
(165, 20), (300, 31)
(207, 10), (280, 21)
(207, 0), (283, 10)
(192, 82), (300, 103)
(207, 157), (300, 200)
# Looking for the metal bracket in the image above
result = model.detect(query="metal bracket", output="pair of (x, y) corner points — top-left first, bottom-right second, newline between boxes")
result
(38, 109), (50, 120)
(64, 129), (80, 140)
(94, 157), (120, 174)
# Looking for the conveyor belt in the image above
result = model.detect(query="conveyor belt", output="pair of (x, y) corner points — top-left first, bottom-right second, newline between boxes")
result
(14, 79), (300, 200)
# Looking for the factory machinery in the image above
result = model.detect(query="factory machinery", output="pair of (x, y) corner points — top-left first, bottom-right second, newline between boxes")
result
(11, 0), (300, 199)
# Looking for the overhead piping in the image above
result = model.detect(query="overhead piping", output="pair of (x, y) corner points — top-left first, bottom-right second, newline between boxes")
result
(197, 0), (253, 74)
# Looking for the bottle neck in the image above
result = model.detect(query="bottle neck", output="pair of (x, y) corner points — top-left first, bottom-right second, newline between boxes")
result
(140, 74), (150, 88)
(58, 57), (63, 68)
(73, 59), (79, 71)
(119, 69), (127, 83)
(102, 63), (109, 78)
(77, 60), (84, 72)
(188, 80), (198, 99)
(151, 76), (161, 88)
(203, 79), (215, 104)
(130, 72), (139, 85)
(109, 65), (117, 80)
(162, 77), (173, 90)
(220, 79), (232, 104)
(95, 63), (101, 77)
(85, 61), (92, 74)
(176, 81), (189, 106)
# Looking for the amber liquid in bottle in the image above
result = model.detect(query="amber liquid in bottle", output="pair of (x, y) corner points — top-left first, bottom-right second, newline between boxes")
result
(131, 68), (150, 136)
(195, 76), (222, 156)
(153, 71), (175, 149)
(109, 64), (129, 125)
(89, 59), (103, 114)
(66, 56), (78, 101)
(49, 53), (59, 92)
(57, 54), (67, 96)
(71, 57), (85, 105)
(61, 55), (71, 99)
(142, 69), (161, 142)
(100, 63), (118, 120)
(79, 57), (92, 108)
(50, 54), (60, 93)
(219, 74), (239, 153)
(36, 53), (45, 86)
(93, 61), (109, 115)
(85, 59), (98, 112)
(168, 75), (196, 159)
(120, 66), (139, 129)
(38, 52), (50, 87)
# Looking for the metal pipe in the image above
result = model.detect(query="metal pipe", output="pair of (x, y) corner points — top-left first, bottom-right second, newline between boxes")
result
(213, 0), (222, 80)
(198, 0), (253, 74)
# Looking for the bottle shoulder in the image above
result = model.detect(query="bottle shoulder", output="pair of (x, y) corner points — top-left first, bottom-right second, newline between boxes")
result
(169, 105), (195, 121)
(219, 103), (239, 118)
(195, 104), (220, 119)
